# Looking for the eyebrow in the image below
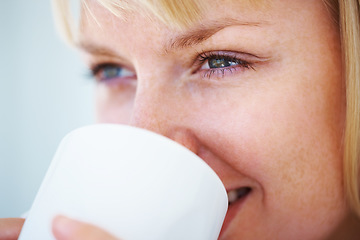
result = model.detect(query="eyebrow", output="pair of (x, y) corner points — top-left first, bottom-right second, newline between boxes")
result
(165, 18), (264, 51)
(77, 41), (120, 58)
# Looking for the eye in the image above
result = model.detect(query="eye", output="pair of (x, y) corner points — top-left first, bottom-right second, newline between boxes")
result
(197, 51), (255, 78)
(202, 57), (240, 69)
(90, 63), (135, 83)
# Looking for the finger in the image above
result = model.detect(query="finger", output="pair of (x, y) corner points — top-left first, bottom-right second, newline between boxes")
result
(52, 215), (119, 240)
(0, 218), (25, 240)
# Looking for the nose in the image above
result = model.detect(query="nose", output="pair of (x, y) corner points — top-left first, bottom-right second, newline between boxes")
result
(129, 80), (200, 155)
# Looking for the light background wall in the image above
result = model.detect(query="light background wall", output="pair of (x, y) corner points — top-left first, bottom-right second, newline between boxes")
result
(0, 0), (95, 217)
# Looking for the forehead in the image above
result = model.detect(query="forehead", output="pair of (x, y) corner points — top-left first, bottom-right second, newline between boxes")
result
(79, 0), (335, 32)
(80, 0), (269, 31)
(81, 0), (268, 27)
(78, 0), (335, 57)
(78, 1), (258, 53)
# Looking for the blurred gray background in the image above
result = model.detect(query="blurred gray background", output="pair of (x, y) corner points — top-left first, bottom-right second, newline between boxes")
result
(0, 0), (94, 217)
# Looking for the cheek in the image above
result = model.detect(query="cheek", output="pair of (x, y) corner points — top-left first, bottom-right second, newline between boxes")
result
(95, 84), (135, 123)
(190, 57), (345, 227)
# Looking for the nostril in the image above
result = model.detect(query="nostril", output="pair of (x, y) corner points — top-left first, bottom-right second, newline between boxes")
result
(228, 187), (252, 205)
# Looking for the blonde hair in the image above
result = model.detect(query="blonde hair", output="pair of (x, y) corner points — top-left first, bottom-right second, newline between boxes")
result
(51, 0), (205, 44)
(338, 0), (360, 217)
(52, 0), (360, 217)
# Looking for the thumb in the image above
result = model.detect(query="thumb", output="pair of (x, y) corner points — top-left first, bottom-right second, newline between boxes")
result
(0, 218), (25, 240)
(52, 215), (120, 240)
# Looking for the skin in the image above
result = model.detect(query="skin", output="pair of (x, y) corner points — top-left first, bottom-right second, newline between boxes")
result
(51, 216), (117, 240)
(2, 0), (360, 239)
(0, 218), (24, 240)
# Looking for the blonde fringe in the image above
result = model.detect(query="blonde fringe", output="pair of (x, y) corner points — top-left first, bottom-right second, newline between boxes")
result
(340, 0), (360, 217)
(142, 0), (204, 28)
(51, 0), (205, 44)
(51, 0), (76, 46)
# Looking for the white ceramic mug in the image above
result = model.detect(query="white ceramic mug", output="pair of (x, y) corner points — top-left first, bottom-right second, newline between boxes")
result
(19, 124), (228, 240)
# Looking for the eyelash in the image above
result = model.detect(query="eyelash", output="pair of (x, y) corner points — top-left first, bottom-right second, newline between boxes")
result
(88, 51), (255, 83)
(197, 51), (255, 78)
(89, 63), (135, 84)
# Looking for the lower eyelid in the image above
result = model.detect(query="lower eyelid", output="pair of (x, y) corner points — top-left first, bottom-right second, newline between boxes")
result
(199, 66), (240, 79)
(198, 61), (256, 78)
(97, 76), (137, 88)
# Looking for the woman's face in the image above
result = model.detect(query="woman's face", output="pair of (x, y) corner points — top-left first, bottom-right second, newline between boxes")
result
(79, 0), (352, 239)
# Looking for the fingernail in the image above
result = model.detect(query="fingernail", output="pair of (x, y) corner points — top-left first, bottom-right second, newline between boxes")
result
(52, 215), (80, 238)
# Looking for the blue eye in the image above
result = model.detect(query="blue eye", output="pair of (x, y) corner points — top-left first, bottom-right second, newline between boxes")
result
(207, 58), (239, 68)
(102, 65), (122, 79)
(198, 51), (255, 78)
(90, 63), (135, 82)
